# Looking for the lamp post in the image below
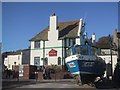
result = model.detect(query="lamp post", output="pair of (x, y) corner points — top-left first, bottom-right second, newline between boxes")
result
(109, 34), (113, 79)
(117, 32), (120, 61)
(62, 39), (64, 72)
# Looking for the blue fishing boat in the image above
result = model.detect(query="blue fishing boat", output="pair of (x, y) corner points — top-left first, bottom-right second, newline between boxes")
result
(65, 44), (106, 84)
(65, 19), (106, 84)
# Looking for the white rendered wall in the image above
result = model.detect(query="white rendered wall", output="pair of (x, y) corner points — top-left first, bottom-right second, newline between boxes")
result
(76, 38), (80, 45)
(30, 41), (62, 66)
(45, 15), (62, 65)
(4, 58), (8, 68)
(98, 55), (118, 77)
(50, 16), (58, 31)
(45, 30), (62, 65)
(101, 49), (117, 55)
(4, 54), (22, 70)
(30, 40), (43, 65)
(45, 47), (62, 65)
(31, 41), (34, 49)
(30, 49), (43, 65)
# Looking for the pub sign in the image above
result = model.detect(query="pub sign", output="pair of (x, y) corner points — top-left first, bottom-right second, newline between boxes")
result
(49, 49), (57, 56)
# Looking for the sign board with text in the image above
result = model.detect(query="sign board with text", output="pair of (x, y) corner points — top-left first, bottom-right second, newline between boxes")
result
(49, 49), (57, 56)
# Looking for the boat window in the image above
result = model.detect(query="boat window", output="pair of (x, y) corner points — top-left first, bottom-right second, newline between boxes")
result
(80, 46), (88, 55)
(91, 47), (96, 55)
(75, 45), (88, 55)
(75, 45), (81, 54)
(73, 45), (101, 56)
(91, 46), (101, 55)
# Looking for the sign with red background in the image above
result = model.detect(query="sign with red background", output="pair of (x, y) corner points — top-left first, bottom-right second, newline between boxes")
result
(49, 49), (57, 56)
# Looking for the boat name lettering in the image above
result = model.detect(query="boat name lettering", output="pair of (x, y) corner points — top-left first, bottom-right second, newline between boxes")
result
(83, 62), (94, 67)
(68, 62), (76, 68)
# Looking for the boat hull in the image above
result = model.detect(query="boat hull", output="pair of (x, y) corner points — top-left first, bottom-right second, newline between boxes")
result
(66, 59), (106, 83)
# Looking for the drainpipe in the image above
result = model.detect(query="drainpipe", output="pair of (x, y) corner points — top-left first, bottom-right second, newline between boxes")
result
(118, 39), (119, 59)
(64, 37), (67, 71)
(20, 52), (23, 65)
(117, 33), (120, 61)
(62, 39), (64, 71)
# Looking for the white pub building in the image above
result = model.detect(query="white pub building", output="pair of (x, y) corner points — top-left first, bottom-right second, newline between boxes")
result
(30, 13), (86, 67)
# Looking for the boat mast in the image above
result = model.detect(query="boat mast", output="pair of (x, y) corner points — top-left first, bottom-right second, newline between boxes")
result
(79, 18), (86, 45)
(79, 18), (84, 45)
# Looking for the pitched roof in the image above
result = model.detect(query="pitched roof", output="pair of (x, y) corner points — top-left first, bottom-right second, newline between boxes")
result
(2, 49), (30, 56)
(29, 20), (80, 41)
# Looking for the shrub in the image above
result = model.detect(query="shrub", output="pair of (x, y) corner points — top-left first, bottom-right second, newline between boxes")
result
(50, 64), (61, 74)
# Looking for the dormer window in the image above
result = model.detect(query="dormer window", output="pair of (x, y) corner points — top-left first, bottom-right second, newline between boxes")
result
(34, 40), (40, 48)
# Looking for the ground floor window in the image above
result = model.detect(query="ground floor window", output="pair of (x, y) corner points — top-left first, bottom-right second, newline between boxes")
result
(58, 57), (61, 65)
(34, 57), (40, 66)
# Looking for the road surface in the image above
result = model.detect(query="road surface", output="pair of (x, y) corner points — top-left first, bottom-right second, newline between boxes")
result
(2, 79), (94, 89)
(17, 82), (82, 88)
(2, 79), (120, 89)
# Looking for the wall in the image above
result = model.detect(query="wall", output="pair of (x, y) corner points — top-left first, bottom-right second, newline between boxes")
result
(30, 49), (43, 66)
(4, 54), (22, 70)
(22, 50), (30, 64)
(45, 27), (62, 65)
(14, 65), (37, 80)
(98, 55), (117, 77)
(76, 38), (80, 45)
(30, 37), (63, 66)
(44, 47), (62, 65)
(4, 58), (8, 68)
(101, 49), (117, 55)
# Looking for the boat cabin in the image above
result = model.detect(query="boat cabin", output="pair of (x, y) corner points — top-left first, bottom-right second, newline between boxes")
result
(66, 45), (101, 57)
